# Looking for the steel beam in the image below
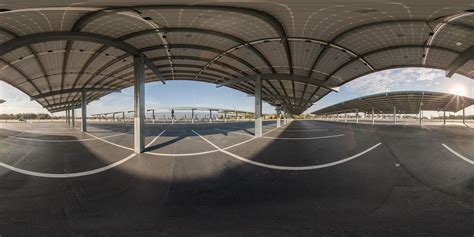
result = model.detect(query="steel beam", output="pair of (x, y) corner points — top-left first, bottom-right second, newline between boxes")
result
(309, 18), (472, 79)
(141, 44), (259, 74)
(72, 4), (291, 72)
(217, 74), (340, 92)
(326, 45), (460, 81)
(31, 88), (120, 100)
(446, 46), (474, 77)
(134, 55), (146, 153)
(0, 32), (141, 57)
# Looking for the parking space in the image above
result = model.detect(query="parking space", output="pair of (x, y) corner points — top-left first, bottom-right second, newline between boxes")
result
(0, 120), (473, 235)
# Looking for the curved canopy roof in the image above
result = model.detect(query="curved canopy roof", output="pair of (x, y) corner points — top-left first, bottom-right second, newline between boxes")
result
(0, 1), (473, 114)
(312, 91), (474, 115)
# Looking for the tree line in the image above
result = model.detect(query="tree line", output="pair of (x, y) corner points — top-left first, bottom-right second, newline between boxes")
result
(0, 113), (57, 120)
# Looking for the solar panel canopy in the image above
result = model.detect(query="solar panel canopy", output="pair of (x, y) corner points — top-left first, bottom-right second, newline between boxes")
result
(0, 1), (472, 114)
(312, 91), (474, 115)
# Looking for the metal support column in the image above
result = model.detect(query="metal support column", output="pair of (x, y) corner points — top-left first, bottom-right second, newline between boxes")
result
(122, 112), (125, 123)
(336, 112), (339, 122)
(356, 108), (359, 123)
(371, 107), (375, 125)
(209, 110), (212, 123)
(224, 111), (227, 123)
(393, 106), (396, 124)
(276, 110), (281, 128)
(134, 54), (145, 153)
(66, 110), (70, 125)
(443, 110), (446, 125)
(463, 108), (465, 124)
(255, 75), (262, 137)
(71, 109), (75, 127)
(419, 109), (422, 125)
(191, 109), (195, 124)
(344, 111), (347, 123)
(81, 90), (87, 132)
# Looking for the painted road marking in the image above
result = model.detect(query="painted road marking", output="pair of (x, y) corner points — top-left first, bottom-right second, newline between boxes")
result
(192, 129), (381, 171)
(214, 128), (254, 137)
(442, 144), (474, 165)
(84, 131), (134, 151)
(145, 130), (167, 148)
(9, 132), (126, 143)
(215, 128), (344, 140)
(273, 128), (329, 132)
(262, 134), (345, 140)
(146, 125), (281, 157)
(0, 153), (137, 178)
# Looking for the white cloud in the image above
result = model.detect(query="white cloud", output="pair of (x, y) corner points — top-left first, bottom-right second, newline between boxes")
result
(343, 68), (446, 94)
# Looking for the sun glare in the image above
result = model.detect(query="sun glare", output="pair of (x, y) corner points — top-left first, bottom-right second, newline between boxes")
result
(451, 85), (466, 96)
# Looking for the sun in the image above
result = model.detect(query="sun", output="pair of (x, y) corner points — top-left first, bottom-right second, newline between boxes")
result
(451, 85), (466, 96)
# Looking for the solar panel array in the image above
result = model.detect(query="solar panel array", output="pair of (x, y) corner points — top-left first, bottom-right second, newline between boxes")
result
(312, 91), (474, 115)
(0, 2), (472, 114)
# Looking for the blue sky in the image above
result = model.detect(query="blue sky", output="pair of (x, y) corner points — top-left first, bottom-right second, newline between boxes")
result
(0, 68), (473, 116)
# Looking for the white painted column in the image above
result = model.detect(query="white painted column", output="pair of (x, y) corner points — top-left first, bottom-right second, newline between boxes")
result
(71, 109), (75, 127)
(344, 111), (347, 123)
(443, 110), (446, 125)
(134, 54), (145, 153)
(356, 108), (359, 123)
(276, 111), (281, 128)
(255, 75), (262, 137)
(393, 106), (396, 124)
(371, 107), (375, 125)
(224, 111), (227, 123)
(81, 90), (87, 132)
(209, 110), (212, 123)
(66, 110), (70, 125)
(419, 109), (422, 125)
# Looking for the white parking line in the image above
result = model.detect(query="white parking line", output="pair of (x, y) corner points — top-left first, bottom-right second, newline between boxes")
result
(145, 126), (281, 157)
(262, 134), (345, 140)
(0, 153), (137, 178)
(215, 128), (344, 140)
(84, 131), (134, 151)
(273, 128), (328, 132)
(192, 129), (382, 171)
(9, 132), (126, 143)
(145, 130), (167, 148)
(214, 128), (254, 137)
(145, 149), (220, 157)
(442, 144), (474, 165)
